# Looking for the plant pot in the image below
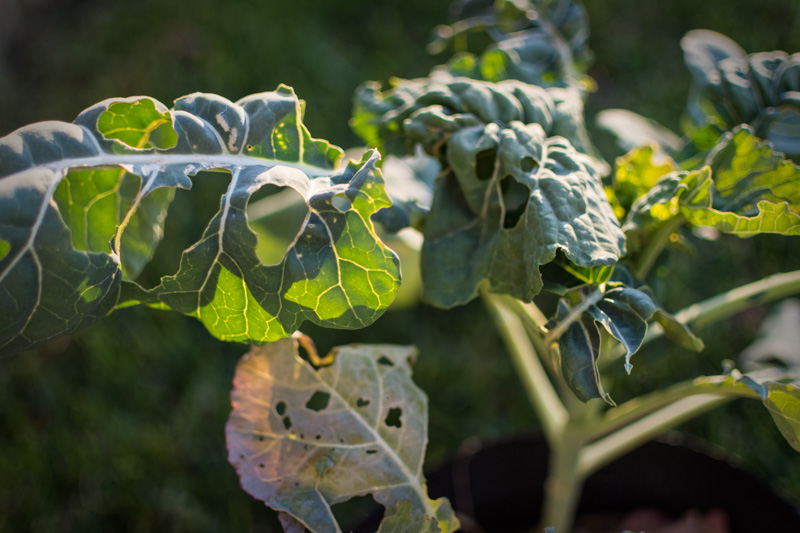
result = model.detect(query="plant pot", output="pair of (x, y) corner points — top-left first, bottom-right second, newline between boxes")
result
(351, 433), (800, 532)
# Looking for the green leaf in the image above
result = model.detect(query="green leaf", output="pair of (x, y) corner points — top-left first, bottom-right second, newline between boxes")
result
(353, 77), (595, 159)
(553, 297), (613, 405)
(421, 122), (624, 307)
(225, 335), (458, 533)
(596, 109), (682, 155)
(605, 144), (678, 220)
(354, 75), (621, 307)
(0, 87), (400, 355)
(95, 97), (178, 150)
(627, 127), (800, 237)
(681, 29), (800, 159)
(428, 0), (591, 85)
(550, 284), (702, 404)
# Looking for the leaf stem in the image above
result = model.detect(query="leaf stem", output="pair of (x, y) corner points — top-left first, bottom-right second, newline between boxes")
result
(634, 215), (685, 280)
(609, 269), (800, 362)
(544, 288), (603, 347)
(481, 290), (567, 444)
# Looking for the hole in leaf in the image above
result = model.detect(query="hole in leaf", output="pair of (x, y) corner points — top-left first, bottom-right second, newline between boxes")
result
(331, 194), (351, 212)
(247, 185), (308, 266)
(377, 356), (394, 367)
(258, 435), (264, 442)
(475, 148), (497, 180)
(259, 463), (264, 468)
(356, 398), (370, 407)
(385, 407), (403, 428)
(315, 435), (321, 440)
(520, 156), (538, 173)
(306, 391), (331, 412)
(501, 176), (530, 229)
(275, 401), (287, 416)
(331, 494), (382, 531)
(134, 170), (230, 288)
(282, 416), (292, 430)
(366, 449), (378, 455)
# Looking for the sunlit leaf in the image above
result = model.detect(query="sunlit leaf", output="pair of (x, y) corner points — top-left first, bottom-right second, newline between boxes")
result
(626, 126), (800, 238)
(225, 335), (458, 533)
(0, 87), (400, 356)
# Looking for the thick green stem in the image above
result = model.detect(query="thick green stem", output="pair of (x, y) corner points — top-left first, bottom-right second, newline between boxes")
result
(542, 429), (586, 532)
(482, 291), (568, 444)
(577, 393), (734, 477)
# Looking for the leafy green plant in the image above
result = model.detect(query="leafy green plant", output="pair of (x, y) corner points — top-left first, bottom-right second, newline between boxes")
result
(2, 0), (800, 531)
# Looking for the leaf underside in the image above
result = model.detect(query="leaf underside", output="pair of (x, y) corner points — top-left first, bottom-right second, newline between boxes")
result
(225, 335), (458, 533)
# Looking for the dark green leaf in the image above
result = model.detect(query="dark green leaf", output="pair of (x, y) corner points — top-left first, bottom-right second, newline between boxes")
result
(681, 29), (800, 160)
(554, 298), (614, 405)
(226, 335), (459, 533)
(421, 122), (623, 306)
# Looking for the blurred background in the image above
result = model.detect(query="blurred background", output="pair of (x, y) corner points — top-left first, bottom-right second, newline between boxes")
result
(2, 0), (800, 531)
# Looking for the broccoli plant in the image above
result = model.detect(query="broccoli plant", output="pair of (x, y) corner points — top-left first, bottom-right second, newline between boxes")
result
(2, 0), (800, 531)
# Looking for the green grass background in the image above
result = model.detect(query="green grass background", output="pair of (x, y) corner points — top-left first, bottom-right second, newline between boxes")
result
(2, 1), (800, 531)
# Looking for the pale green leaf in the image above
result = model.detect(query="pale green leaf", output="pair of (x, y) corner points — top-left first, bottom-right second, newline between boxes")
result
(225, 335), (458, 533)
(0, 87), (399, 355)
(596, 109), (682, 155)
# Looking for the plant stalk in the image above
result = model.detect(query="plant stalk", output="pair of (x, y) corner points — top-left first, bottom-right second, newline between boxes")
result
(482, 291), (567, 444)
(608, 269), (800, 362)
(577, 393), (735, 477)
(542, 429), (586, 532)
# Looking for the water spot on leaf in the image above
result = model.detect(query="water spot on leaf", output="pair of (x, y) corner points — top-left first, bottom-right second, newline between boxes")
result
(305, 391), (331, 412)
(356, 398), (370, 407)
(377, 356), (394, 367)
(385, 407), (403, 428)
(475, 148), (497, 180)
(275, 401), (287, 416)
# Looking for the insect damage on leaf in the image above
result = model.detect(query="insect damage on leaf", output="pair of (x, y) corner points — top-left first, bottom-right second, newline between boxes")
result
(225, 334), (459, 533)
(0, 87), (401, 356)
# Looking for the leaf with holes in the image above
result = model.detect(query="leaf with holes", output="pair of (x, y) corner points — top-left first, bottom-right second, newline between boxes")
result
(421, 122), (623, 307)
(0, 86), (400, 355)
(225, 335), (459, 533)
